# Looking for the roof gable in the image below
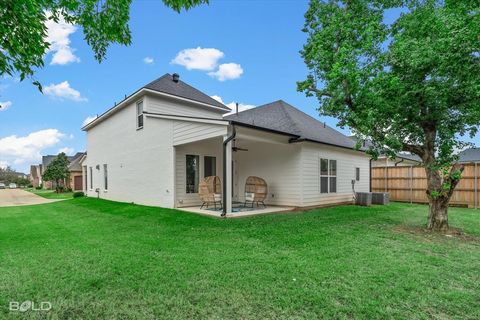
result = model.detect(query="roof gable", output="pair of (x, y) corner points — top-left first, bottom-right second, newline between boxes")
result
(144, 74), (229, 111)
(225, 100), (359, 150)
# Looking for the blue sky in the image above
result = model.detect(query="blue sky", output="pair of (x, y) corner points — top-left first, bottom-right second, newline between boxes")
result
(0, 1), (478, 173)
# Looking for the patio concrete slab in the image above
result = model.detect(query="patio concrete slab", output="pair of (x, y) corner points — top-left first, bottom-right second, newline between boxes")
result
(178, 205), (295, 218)
(0, 189), (60, 207)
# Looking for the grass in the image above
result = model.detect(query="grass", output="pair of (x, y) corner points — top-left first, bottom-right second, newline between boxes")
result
(0, 199), (479, 319)
(25, 188), (73, 199)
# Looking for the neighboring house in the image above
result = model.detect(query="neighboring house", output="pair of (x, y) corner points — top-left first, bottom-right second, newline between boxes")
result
(457, 148), (480, 163)
(81, 73), (370, 214)
(372, 148), (480, 167)
(40, 152), (86, 190)
(68, 153), (87, 191)
(372, 153), (422, 167)
(30, 165), (42, 187)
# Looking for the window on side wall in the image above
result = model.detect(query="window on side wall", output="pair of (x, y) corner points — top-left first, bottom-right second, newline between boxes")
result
(204, 156), (216, 177)
(186, 155), (199, 193)
(320, 158), (337, 193)
(89, 167), (93, 189)
(83, 166), (87, 191)
(136, 100), (144, 129)
(104, 164), (108, 190)
(356, 167), (360, 181)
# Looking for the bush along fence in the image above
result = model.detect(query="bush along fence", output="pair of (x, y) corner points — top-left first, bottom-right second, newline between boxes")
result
(371, 164), (480, 208)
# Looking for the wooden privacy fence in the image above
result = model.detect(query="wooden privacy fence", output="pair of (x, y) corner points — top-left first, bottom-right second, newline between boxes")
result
(371, 164), (480, 208)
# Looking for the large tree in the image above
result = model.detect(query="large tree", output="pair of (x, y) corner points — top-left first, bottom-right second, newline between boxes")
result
(298, 0), (480, 231)
(42, 152), (70, 192)
(0, 0), (207, 93)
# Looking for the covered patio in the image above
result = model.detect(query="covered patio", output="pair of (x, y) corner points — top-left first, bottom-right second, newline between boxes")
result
(173, 122), (302, 217)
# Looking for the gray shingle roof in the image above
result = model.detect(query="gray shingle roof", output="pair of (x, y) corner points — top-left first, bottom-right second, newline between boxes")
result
(144, 73), (229, 111)
(225, 100), (360, 150)
(68, 152), (86, 171)
(458, 148), (480, 163)
(42, 152), (85, 171)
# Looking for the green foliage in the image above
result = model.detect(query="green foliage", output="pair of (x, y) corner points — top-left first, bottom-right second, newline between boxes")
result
(73, 191), (85, 198)
(0, 166), (28, 185)
(298, 0), (480, 167)
(0, 0), (208, 90)
(42, 152), (70, 192)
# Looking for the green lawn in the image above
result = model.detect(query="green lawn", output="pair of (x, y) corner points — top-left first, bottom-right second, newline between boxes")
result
(0, 199), (479, 319)
(26, 188), (73, 199)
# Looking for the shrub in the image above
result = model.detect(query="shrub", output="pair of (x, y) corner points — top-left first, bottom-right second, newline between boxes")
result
(73, 192), (85, 198)
(35, 185), (42, 190)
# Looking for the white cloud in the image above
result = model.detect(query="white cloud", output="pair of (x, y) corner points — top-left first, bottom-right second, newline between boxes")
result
(44, 81), (87, 102)
(208, 63), (243, 81)
(0, 129), (65, 171)
(211, 95), (255, 115)
(45, 13), (80, 65)
(172, 47), (224, 71)
(58, 147), (74, 155)
(82, 115), (97, 127)
(0, 101), (12, 111)
(143, 57), (154, 64)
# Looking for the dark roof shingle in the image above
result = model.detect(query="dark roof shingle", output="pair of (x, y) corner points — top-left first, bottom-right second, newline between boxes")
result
(225, 100), (359, 150)
(458, 148), (480, 163)
(144, 73), (229, 111)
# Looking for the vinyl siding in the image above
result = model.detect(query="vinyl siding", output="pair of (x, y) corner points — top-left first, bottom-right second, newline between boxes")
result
(173, 121), (227, 146)
(300, 142), (370, 207)
(147, 94), (224, 119)
(233, 139), (302, 207)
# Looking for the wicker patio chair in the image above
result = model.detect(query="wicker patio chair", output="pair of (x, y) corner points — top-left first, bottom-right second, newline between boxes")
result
(244, 176), (268, 208)
(199, 176), (222, 209)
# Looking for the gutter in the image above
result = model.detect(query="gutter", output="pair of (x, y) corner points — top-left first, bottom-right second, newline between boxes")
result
(289, 137), (367, 153)
(222, 124), (236, 217)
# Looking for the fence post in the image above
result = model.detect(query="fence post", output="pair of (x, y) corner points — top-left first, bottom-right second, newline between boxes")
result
(475, 162), (478, 209)
(384, 166), (388, 193)
(410, 165), (413, 204)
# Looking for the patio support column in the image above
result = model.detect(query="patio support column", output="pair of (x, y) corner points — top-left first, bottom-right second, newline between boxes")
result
(222, 125), (236, 216)
(225, 139), (233, 213)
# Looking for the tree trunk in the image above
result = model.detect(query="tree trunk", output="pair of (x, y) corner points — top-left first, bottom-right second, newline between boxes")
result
(424, 162), (464, 232)
(427, 198), (449, 232)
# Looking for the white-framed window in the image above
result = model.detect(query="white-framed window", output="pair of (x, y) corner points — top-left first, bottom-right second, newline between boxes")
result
(103, 164), (108, 190)
(320, 158), (337, 193)
(89, 167), (93, 189)
(186, 155), (199, 193)
(136, 100), (144, 129)
(356, 167), (360, 181)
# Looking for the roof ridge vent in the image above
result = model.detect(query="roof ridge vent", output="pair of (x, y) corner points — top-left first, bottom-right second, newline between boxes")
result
(172, 73), (180, 83)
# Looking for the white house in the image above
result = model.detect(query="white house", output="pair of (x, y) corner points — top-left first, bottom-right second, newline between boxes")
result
(81, 73), (371, 216)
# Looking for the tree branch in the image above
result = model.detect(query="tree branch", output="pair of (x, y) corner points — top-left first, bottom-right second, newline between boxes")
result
(306, 86), (332, 98)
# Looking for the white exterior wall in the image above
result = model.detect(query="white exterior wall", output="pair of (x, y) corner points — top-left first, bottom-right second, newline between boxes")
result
(84, 93), (226, 208)
(234, 140), (303, 207)
(84, 99), (175, 207)
(300, 142), (370, 207)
